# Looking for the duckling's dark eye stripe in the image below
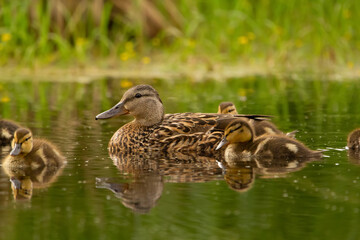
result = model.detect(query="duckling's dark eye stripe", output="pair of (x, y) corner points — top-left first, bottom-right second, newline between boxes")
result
(24, 136), (31, 142)
(226, 125), (242, 137)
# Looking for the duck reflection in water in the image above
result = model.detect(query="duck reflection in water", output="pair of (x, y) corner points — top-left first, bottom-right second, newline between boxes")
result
(1, 128), (66, 200)
(96, 151), (223, 214)
(96, 173), (163, 214)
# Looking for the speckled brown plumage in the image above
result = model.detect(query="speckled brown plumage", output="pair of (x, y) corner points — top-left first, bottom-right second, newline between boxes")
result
(96, 84), (269, 155)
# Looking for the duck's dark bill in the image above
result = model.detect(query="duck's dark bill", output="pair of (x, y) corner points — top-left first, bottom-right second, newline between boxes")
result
(10, 177), (22, 189)
(10, 143), (21, 156)
(95, 102), (129, 120)
(216, 138), (228, 151)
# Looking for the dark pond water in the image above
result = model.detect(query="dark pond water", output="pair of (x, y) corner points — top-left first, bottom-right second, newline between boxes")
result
(1, 77), (360, 240)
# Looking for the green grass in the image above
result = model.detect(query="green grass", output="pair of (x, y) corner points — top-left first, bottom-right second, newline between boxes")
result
(0, 0), (359, 75)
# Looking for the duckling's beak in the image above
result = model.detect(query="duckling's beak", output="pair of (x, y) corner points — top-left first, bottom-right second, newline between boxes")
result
(216, 138), (228, 151)
(95, 101), (129, 120)
(10, 143), (21, 156)
(10, 177), (21, 189)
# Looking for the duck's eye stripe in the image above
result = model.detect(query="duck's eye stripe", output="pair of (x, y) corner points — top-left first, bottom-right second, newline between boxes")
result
(126, 94), (152, 103)
(226, 125), (243, 137)
(25, 136), (31, 141)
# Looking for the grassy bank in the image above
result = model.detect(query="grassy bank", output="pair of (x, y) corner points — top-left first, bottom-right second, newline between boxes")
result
(0, 0), (359, 79)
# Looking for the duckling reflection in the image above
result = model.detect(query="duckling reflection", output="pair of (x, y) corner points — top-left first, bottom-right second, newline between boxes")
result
(96, 174), (163, 214)
(223, 165), (255, 192)
(0, 119), (21, 146)
(2, 128), (66, 200)
(219, 156), (317, 192)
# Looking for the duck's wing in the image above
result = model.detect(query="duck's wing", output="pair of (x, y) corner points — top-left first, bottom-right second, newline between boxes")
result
(153, 113), (270, 139)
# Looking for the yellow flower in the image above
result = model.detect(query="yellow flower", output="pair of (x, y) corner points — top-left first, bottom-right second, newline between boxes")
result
(238, 36), (249, 45)
(0, 96), (10, 103)
(120, 80), (133, 89)
(142, 56), (151, 65)
(120, 52), (129, 61)
(347, 61), (354, 69)
(1, 33), (11, 42)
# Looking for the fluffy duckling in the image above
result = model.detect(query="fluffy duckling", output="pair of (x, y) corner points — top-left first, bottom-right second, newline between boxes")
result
(0, 119), (21, 145)
(2, 128), (65, 169)
(217, 101), (297, 138)
(347, 128), (360, 150)
(216, 119), (322, 162)
(217, 102), (238, 114)
(95, 84), (269, 153)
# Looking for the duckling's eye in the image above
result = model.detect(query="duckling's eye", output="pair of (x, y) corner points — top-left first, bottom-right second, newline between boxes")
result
(135, 93), (142, 98)
(25, 137), (31, 142)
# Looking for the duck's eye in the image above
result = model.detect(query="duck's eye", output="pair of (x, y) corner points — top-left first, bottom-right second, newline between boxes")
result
(25, 137), (31, 142)
(135, 93), (142, 98)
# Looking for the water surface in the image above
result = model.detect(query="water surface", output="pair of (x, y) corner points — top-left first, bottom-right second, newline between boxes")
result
(0, 77), (360, 240)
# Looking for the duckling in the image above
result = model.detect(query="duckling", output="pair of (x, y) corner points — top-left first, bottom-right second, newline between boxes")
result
(0, 119), (21, 145)
(217, 101), (297, 138)
(216, 119), (322, 162)
(217, 102), (238, 114)
(2, 128), (65, 169)
(95, 84), (269, 154)
(347, 128), (360, 150)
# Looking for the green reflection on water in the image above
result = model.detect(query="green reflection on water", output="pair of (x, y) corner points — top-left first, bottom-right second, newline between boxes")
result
(0, 77), (360, 240)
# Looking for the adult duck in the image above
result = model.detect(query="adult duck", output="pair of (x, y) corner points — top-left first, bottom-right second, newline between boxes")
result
(96, 84), (268, 154)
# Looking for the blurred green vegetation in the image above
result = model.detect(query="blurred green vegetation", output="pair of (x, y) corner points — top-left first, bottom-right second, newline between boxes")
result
(0, 0), (358, 74)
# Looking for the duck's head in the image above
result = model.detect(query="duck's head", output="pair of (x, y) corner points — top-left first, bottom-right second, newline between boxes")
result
(216, 119), (254, 150)
(10, 128), (33, 156)
(217, 102), (238, 115)
(96, 84), (164, 126)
